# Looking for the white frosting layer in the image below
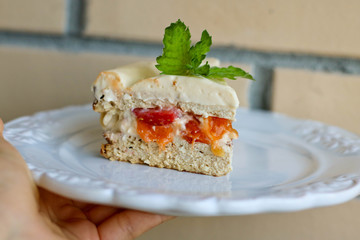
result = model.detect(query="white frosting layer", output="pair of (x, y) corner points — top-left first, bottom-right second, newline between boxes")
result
(93, 61), (159, 101)
(131, 75), (239, 109)
(92, 59), (239, 110)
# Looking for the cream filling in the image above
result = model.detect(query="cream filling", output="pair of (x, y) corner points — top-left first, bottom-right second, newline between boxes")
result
(101, 110), (138, 141)
(101, 109), (233, 147)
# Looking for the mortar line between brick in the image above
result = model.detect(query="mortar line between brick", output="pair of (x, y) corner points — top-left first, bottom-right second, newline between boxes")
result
(1, 31), (360, 75)
(249, 66), (274, 110)
(65, 0), (86, 36)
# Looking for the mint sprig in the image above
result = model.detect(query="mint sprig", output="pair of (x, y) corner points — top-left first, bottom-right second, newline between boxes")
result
(156, 20), (191, 75)
(156, 20), (254, 83)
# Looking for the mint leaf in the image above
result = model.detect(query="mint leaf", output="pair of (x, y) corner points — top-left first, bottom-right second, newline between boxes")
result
(156, 20), (255, 82)
(207, 66), (255, 81)
(189, 30), (212, 73)
(156, 20), (191, 75)
(194, 61), (210, 76)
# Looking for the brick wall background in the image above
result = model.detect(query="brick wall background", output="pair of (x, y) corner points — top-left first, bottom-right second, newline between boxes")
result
(1, 0), (360, 239)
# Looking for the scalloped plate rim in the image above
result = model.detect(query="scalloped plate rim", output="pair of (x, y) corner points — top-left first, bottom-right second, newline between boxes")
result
(4, 104), (360, 216)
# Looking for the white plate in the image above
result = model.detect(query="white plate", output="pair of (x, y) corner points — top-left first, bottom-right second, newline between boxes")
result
(4, 105), (360, 216)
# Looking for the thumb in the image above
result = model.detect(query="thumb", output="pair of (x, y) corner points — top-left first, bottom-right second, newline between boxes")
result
(0, 117), (24, 159)
(0, 118), (4, 137)
(0, 117), (40, 202)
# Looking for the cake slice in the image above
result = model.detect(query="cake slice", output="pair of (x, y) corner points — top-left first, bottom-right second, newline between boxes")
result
(91, 20), (253, 176)
(92, 60), (239, 176)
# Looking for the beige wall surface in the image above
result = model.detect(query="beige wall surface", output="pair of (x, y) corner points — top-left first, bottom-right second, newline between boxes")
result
(272, 68), (360, 135)
(0, 0), (65, 33)
(140, 200), (360, 240)
(86, 0), (360, 58)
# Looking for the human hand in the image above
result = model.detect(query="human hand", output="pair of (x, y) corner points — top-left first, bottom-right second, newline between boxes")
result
(0, 118), (173, 240)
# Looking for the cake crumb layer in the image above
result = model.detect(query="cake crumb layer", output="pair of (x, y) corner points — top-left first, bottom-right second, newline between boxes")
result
(101, 135), (233, 177)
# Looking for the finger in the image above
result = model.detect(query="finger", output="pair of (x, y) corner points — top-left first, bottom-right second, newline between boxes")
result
(0, 116), (32, 175)
(38, 188), (87, 220)
(38, 188), (100, 240)
(98, 210), (174, 240)
(57, 218), (99, 240)
(0, 118), (4, 137)
(38, 188), (118, 225)
(71, 200), (96, 212)
(84, 205), (124, 225)
(0, 118), (19, 153)
(0, 118), (40, 215)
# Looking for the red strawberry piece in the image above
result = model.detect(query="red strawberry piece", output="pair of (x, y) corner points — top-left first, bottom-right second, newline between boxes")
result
(132, 107), (181, 126)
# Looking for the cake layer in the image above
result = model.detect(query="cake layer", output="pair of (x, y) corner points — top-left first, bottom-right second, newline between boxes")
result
(101, 135), (233, 177)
